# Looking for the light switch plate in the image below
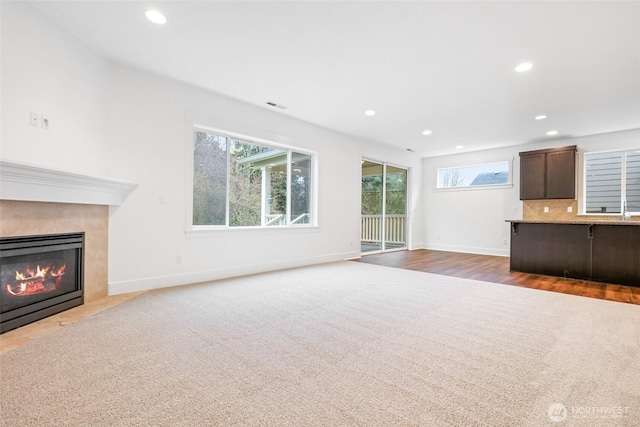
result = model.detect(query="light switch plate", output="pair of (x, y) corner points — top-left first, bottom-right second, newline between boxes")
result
(30, 111), (40, 127)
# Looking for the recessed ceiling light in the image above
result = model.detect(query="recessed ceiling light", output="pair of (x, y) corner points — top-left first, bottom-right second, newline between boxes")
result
(364, 110), (376, 116)
(422, 129), (433, 136)
(535, 115), (547, 120)
(145, 10), (167, 24)
(515, 62), (533, 72)
(547, 130), (558, 136)
(455, 145), (464, 150)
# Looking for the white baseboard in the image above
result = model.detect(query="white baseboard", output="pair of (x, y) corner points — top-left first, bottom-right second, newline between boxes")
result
(417, 243), (510, 257)
(108, 250), (361, 295)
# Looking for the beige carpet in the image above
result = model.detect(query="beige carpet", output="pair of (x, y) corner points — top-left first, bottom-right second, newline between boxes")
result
(1, 261), (639, 426)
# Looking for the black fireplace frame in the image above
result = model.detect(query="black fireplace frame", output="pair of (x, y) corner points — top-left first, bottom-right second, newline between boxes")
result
(0, 232), (84, 333)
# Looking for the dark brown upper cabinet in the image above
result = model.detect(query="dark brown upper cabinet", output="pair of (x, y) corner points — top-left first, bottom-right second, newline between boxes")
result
(520, 145), (577, 200)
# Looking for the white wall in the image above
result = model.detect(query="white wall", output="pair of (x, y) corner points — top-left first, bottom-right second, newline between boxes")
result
(421, 128), (640, 256)
(422, 146), (519, 256)
(105, 65), (422, 293)
(0, 2), (110, 175)
(1, 2), (423, 295)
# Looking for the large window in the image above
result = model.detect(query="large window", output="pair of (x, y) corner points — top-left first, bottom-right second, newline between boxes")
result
(437, 161), (510, 189)
(584, 150), (640, 214)
(192, 127), (313, 228)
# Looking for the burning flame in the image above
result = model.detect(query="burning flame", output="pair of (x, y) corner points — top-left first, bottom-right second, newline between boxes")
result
(16, 265), (50, 281)
(5, 264), (66, 296)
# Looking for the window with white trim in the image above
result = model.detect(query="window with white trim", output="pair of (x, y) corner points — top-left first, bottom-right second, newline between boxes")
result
(192, 127), (313, 227)
(437, 161), (510, 189)
(584, 150), (640, 214)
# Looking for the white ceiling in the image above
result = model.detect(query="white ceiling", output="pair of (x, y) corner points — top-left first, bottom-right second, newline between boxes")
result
(29, 1), (640, 157)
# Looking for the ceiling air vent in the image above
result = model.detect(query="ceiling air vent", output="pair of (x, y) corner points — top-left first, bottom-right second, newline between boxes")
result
(265, 101), (288, 110)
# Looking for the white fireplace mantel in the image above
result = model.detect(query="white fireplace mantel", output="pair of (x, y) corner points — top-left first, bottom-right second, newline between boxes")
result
(0, 159), (137, 206)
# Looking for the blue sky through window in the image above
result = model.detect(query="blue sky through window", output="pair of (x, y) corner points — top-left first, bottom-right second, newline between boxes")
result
(437, 162), (509, 188)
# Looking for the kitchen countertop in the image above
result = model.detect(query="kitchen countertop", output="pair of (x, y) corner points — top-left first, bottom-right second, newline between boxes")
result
(505, 219), (640, 226)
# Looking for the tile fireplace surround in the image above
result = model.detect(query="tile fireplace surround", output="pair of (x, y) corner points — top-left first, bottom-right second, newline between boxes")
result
(0, 160), (137, 305)
(0, 200), (108, 302)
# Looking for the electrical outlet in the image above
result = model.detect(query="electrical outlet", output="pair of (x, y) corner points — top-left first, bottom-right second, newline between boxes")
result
(502, 238), (507, 245)
(30, 111), (40, 127)
(544, 207), (549, 213)
(175, 255), (182, 264)
(567, 206), (573, 213)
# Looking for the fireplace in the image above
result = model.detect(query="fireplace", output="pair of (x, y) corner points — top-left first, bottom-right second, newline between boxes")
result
(0, 233), (84, 333)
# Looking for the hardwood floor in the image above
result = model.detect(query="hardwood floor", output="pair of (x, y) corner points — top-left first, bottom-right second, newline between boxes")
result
(354, 249), (640, 305)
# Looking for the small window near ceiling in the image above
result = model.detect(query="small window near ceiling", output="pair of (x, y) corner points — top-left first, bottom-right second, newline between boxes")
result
(437, 161), (510, 189)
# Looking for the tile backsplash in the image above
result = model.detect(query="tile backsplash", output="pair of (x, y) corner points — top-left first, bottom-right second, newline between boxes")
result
(523, 199), (637, 221)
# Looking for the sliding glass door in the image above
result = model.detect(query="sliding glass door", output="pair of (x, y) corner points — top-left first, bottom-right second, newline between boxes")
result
(361, 160), (408, 254)
(385, 165), (408, 250)
(361, 161), (384, 252)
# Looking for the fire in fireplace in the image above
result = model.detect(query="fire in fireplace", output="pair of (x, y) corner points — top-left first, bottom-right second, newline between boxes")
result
(0, 233), (84, 333)
(7, 263), (67, 296)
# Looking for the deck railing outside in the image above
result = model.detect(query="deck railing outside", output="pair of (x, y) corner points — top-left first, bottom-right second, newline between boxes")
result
(265, 213), (406, 243)
(361, 214), (406, 245)
(265, 214), (286, 226)
(265, 213), (310, 226)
